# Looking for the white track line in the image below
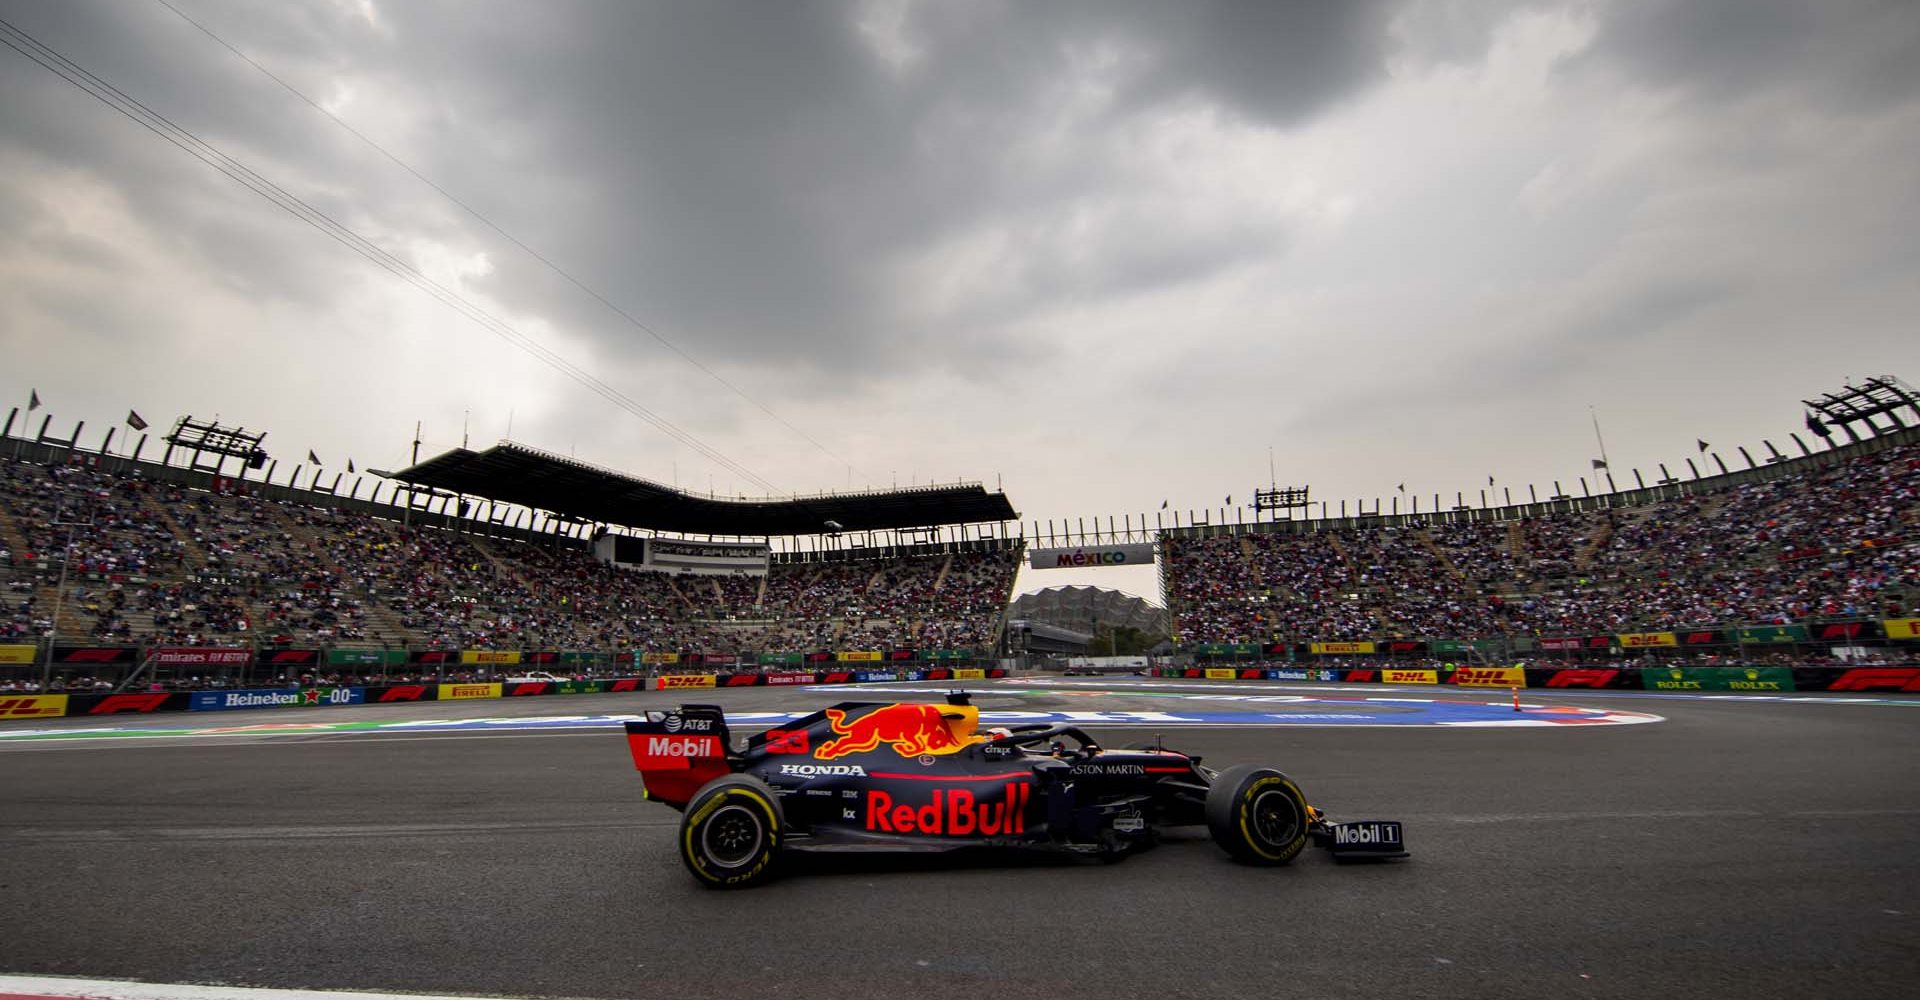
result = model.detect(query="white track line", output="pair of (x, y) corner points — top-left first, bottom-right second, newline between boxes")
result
(0, 974), (497, 1000)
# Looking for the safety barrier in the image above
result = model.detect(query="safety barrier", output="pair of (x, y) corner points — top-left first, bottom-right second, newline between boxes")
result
(3, 668), (1009, 719)
(8, 644), (995, 669)
(1152, 665), (1919, 693)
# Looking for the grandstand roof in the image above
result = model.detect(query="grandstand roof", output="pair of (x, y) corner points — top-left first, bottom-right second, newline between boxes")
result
(1007, 586), (1167, 635)
(387, 442), (1019, 536)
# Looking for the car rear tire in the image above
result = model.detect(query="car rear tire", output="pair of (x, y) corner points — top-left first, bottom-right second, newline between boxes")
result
(679, 774), (784, 889)
(1205, 764), (1309, 865)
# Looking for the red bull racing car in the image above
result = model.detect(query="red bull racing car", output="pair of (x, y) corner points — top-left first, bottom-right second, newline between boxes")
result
(622, 694), (1408, 888)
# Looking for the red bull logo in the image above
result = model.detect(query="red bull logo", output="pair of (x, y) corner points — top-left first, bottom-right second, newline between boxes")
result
(815, 704), (968, 760)
(866, 783), (1029, 836)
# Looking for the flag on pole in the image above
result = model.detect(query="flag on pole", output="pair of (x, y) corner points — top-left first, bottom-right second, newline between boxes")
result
(126, 410), (148, 431)
(1160, 500), (1168, 509)
(1805, 412), (1831, 438)
(1224, 495), (1231, 505)
(1397, 483), (1405, 492)
(1487, 475), (1495, 486)
(28, 390), (41, 411)
(1591, 458), (1608, 470)
(308, 450), (321, 464)
(347, 459), (355, 473)
(1696, 439), (1710, 452)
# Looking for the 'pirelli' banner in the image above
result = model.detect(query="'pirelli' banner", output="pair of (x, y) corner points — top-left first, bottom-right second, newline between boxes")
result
(0, 644), (35, 664)
(1381, 669), (1438, 684)
(1309, 642), (1376, 655)
(1450, 666), (1525, 687)
(1884, 618), (1920, 640)
(1205, 668), (1236, 679)
(640, 653), (681, 665)
(1616, 632), (1678, 648)
(836, 651), (883, 662)
(0, 694), (69, 719)
(460, 650), (522, 665)
(655, 674), (718, 690)
(437, 682), (503, 701)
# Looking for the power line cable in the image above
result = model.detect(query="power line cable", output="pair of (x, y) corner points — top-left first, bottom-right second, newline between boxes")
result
(0, 15), (776, 494)
(151, 0), (858, 478)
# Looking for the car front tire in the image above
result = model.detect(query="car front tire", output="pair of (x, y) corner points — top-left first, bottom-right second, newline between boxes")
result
(1204, 764), (1310, 865)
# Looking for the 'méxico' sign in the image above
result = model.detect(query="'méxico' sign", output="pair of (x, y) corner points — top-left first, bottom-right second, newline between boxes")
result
(1029, 544), (1155, 570)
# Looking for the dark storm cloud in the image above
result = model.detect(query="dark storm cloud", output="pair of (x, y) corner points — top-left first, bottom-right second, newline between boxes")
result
(235, 0), (1402, 375)
(3, 0), (1917, 531)
(0, 0), (459, 319)
(1, 0), (1398, 383)
(1574, 0), (1920, 109)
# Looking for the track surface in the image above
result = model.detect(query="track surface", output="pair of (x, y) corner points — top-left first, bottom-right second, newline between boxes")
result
(2, 681), (1917, 999)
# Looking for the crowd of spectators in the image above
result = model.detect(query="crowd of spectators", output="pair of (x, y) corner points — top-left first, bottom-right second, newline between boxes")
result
(7, 434), (1913, 658)
(0, 456), (1020, 656)
(1167, 441), (1920, 641)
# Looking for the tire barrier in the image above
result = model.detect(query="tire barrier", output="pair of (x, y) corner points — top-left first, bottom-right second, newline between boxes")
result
(3, 668), (1009, 719)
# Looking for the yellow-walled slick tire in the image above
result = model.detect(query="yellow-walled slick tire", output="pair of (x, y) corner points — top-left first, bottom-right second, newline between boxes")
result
(679, 774), (784, 889)
(1205, 765), (1310, 865)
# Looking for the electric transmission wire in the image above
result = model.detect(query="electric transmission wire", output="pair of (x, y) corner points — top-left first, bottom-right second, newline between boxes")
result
(152, 0), (859, 479)
(0, 14), (777, 495)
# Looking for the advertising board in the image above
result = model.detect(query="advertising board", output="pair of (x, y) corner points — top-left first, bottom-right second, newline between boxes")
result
(153, 647), (252, 666)
(460, 650), (522, 665)
(1449, 666), (1525, 687)
(1027, 544), (1156, 569)
(437, 682), (504, 700)
(0, 694), (68, 718)
(189, 688), (365, 711)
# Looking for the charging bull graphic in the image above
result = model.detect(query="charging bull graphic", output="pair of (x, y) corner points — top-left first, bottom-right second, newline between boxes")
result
(814, 703), (972, 760)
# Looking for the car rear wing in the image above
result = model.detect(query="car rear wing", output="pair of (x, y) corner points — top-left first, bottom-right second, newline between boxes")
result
(623, 705), (735, 809)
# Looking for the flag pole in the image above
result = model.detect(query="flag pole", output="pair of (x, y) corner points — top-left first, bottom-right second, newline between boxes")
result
(1590, 405), (1612, 470)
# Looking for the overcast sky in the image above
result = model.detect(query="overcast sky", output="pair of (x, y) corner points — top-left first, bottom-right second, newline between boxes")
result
(3, 0), (1917, 602)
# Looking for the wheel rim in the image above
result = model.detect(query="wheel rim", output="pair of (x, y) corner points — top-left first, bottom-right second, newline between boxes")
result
(701, 802), (765, 868)
(1248, 787), (1301, 848)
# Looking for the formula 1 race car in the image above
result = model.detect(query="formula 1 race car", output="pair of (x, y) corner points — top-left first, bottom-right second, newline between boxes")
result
(622, 694), (1407, 888)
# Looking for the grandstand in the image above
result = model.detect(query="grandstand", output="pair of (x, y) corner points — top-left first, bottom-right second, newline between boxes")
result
(1005, 586), (1168, 655)
(4, 379), (1919, 687)
(1162, 422), (1919, 662)
(0, 419), (1023, 689)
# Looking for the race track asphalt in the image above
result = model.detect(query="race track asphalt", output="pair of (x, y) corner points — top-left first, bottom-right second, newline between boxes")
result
(1, 679), (1916, 999)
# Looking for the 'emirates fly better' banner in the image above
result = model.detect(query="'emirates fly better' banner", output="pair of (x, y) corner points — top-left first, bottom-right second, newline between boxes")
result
(152, 647), (251, 666)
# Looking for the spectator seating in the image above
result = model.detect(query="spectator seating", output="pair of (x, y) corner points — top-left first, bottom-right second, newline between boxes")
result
(0, 457), (1020, 652)
(1166, 440), (1920, 641)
